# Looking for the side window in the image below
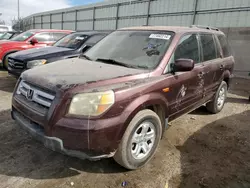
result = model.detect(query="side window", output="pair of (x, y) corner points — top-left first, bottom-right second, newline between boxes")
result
(174, 34), (200, 63)
(165, 34), (199, 73)
(34, 33), (52, 42)
(217, 35), (231, 57)
(200, 34), (217, 61)
(53, 32), (68, 41)
(84, 34), (106, 45)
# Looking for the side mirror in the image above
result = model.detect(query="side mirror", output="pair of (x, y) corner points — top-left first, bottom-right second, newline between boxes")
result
(173, 58), (194, 72)
(30, 38), (38, 45)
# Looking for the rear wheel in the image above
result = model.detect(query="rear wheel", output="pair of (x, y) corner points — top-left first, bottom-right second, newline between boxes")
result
(114, 109), (162, 170)
(206, 81), (227, 114)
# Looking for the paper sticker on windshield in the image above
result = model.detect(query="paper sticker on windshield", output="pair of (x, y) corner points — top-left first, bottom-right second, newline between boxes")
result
(149, 34), (171, 40)
(75, 36), (85, 40)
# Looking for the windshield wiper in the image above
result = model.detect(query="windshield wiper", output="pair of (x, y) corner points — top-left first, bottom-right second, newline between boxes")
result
(96, 58), (145, 69)
(81, 54), (92, 61)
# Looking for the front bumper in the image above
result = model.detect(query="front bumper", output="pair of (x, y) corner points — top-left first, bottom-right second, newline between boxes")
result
(12, 109), (116, 160)
(8, 66), (24, 78)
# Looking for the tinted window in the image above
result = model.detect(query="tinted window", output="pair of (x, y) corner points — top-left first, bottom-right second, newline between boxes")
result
(10, 31), (34, 41)
(200, 34), (217, 61)
(218, 35), (231, 57)
(174, 34), (200, 63)
(34, 33), (52, 42)
(53, 32), (68, 41)
(0, 32), (12, 39)
(54, 33), (88, 49)
(85, 30), (173, 70)
(85, 34), (106, 44)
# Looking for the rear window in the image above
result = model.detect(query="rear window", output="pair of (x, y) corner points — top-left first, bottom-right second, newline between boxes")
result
(200, 34), (217, 62)
(217, 35), (231, 57)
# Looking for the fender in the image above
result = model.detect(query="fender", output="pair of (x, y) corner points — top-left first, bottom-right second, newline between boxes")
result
(116, 92), (169, 140)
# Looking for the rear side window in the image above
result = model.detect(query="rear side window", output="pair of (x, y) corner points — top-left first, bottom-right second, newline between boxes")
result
(200, 34), (217, 62)
(53, 32), (68, 41)
(217, 35), (231, 57)
(174, 34), (200, 64)
(34, 33), (52, 42)
(85, 34), (106, 45)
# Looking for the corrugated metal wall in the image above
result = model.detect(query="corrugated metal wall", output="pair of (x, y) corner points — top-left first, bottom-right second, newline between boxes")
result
(16, 0), (250, 31)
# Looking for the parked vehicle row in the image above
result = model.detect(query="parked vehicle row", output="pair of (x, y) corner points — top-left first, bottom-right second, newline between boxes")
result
(8, 31), (108, 77)
(0, 29), (73, 69)
(9, 25), (234, 170)
(0, 25), (13, 38)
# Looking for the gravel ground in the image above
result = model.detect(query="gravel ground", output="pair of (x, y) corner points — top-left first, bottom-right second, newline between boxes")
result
(0, 70), (249, 188)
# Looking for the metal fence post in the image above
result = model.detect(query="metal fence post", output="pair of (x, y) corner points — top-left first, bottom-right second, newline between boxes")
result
(146, 0), (151, 26)
(93, 7), (96, 30)
(41, 15), (43, 29)
(75, 10), (78, 31)
(33, 16), (35, 29)
(50, 14), (52, 29)
(115, 3), (120, 29)
(192, 0), (199, 24)
(61, 12), (64, 29)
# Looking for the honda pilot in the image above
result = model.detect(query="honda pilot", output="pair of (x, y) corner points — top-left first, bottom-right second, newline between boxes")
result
(12, 26), (234, 170)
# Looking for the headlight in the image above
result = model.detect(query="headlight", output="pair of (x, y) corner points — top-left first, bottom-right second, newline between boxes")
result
(27, 59), (46, 69)
(68, 90), (115, 116)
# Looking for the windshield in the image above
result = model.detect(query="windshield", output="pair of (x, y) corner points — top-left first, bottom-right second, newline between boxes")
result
(84, 30), (173, 70)
(10, 31), (34, 41)
(54, 33), (88, 49)
(0, 32), (12, 40)
(0, 33), (4, 38)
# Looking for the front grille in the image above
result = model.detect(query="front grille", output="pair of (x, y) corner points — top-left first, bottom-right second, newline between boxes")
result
(15, 80), (55, 114)
(8, 58), (25, 69)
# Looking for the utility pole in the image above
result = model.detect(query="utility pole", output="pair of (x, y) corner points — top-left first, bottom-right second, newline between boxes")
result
(18, 0), (20, 31)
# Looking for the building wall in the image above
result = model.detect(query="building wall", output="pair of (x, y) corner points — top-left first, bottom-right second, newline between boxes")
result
(16, 0), (250, 31)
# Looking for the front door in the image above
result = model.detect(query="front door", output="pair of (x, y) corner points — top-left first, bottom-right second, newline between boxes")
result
(163, 34), (205, 120)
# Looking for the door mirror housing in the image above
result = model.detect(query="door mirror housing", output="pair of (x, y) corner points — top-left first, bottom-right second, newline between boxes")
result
(30, 38), (38, 45)
(173, 58), (194, 72)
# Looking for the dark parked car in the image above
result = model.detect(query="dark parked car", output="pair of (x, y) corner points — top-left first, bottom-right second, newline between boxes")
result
(8, 31), (108, 77)
(12, 26), (234, 170)
(0, 31), (22, 40)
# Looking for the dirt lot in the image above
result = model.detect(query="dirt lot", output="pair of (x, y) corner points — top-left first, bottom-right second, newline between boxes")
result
(0, 69), (249, 188)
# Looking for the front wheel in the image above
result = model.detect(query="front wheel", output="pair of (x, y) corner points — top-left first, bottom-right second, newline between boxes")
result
(114, 109), (162, 170)
(3, 54), (11, 70)
(206, 81), (228, 114)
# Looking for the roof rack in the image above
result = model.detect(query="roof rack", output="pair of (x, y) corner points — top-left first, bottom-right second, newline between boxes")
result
(190, 25), (220, 31)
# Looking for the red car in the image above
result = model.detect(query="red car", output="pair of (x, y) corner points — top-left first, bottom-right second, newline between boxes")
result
(0, 29), (73, 69)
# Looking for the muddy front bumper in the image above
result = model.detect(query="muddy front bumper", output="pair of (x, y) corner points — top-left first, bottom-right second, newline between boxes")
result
(11, 110), (115, 160)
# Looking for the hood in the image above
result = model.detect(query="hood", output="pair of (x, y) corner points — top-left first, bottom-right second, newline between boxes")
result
(22, 58), (146, 91)
(10, 46), (74, 61)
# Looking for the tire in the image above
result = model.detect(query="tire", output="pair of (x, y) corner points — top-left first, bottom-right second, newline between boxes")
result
(114, 109), (162, 170)
(206, 81), (227, 114)
(3, 54), (11, 70)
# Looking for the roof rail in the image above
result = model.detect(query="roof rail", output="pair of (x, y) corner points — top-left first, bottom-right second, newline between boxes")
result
(190, 25), (220, 31)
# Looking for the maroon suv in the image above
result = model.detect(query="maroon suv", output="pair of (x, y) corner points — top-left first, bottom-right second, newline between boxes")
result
(12, 26), (234, 169)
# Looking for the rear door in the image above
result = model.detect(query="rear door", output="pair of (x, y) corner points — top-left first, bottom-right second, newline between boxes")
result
(200, 33), (224, 98)
(163, 33), (205, 119)
(33, 32), (54, 46)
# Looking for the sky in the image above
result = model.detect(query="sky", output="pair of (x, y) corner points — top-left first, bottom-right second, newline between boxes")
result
(0, 0), (104, 25)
